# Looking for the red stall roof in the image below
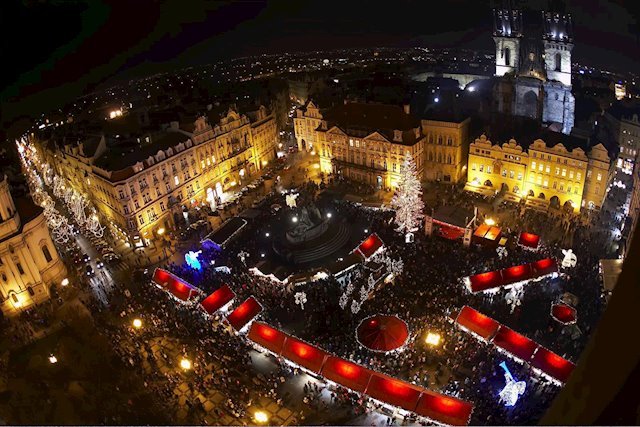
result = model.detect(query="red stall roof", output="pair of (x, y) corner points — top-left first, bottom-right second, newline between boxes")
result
(501, 264), (534, 284)
(321, 356), (373, 394)
(492, 326), (538, 362)
(455, 306), (500, 341)
(200, 284), (235, 314)
(226, 297), (263, 331)
(519, 232), (540, 249)
(530, 347), (575, 383)
(168, 277), (199, 301)
(357, 233), (384, 259)
(247, 322), (287, 355)
(551, 303), (577, 324)
(281, 336), (329, 374)
(152, 268), (172, 288)
(531, 258), (558, 276)
(415, 390), (473, 426)
(365, 372), (422, 412)
(468, 270), (504, 293)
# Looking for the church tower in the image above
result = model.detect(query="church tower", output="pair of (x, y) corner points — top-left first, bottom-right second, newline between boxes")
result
(542, 11), (574, 86)
(493, 7), (523, 76)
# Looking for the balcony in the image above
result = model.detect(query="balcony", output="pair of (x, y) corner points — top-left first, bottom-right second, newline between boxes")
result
(332, 158), (387, 173)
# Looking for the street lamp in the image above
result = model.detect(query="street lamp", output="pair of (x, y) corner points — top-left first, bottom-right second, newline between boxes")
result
(132, 318), (143, 329)
(61, 278), (69, 287)
(157, 227), (165, 236)
(253, 411), (269, 424)
(425, 332), (442, 347)
(49, 354), (58, 364)
(180, 358), (192, 370)
(484, 217), (496, 226)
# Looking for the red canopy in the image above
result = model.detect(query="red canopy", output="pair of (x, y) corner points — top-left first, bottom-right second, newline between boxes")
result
(281, 336), (329, 373)
(366, 372), (422, 412)
(151, 268), (198, 301)
(551, 303), (577, 325)
(492, 326), (538, 362)
(455, 306), (500, 341)
(468, 270), (504, 293)
(200, 284), (235, 314)
(438, 224), (465, 240)
(152, 268), (172, 288)
(226, 297), (263, 331)
(320, 356), (373, 393)
(531, 258), (558, 276)
(247, 322), (287, 354)
(357, 233), (384, 259)
(415, 390), (474, 426)
(530, 347), (575, 383)
(502, 264), (534, 283)
(356, 315), (409, 352)
(519, 232), (540, 249)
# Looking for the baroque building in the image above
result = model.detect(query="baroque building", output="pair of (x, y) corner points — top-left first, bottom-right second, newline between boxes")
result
(0, 176), (67, 317)
(35, 105), (277, 247)
(466, 131), (613, 213)
(296, 101), (425, 190)
(492, 7), (575, 135)
(421, 116), (471, 183)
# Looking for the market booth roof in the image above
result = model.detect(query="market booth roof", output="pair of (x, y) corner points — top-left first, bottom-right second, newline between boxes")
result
(357, 233), (384, 259)
(530, 347), (575, 383)
(226, 296), (263, 331)
(551, 303), (577, 325)
(531, 258), (558, 276)
(493, 326), (538, 362)
(320, 356), (373, 394)
(356, 315), (409, 352)
(468, 270), (504, 293)
(473, 224), (502, 242)
(152, 268), (199, 301)
(415, 390), (474, 426)
(455, 306), (500, 341)
(281, 336), (329, 374)
(502, 264), (534, 283)
(247, 322), (287, 354)
(519, 232), (541, 249)
(200, 284), (235, 314)
(366, 371), (422, 412)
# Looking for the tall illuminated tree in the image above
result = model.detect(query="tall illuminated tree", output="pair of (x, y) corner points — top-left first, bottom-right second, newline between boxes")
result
(391, 152), (424, 234)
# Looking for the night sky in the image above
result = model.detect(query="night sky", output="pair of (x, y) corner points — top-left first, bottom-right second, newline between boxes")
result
(1, 0), (639, 140)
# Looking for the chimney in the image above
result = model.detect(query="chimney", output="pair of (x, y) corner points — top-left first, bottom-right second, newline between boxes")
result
(403, 104), (410, 115)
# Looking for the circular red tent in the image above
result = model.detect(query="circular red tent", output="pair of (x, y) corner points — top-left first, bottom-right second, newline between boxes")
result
(356, 315), (409, 352)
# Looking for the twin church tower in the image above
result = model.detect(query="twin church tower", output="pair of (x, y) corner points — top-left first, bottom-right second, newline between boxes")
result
(491, 2), (575, 134)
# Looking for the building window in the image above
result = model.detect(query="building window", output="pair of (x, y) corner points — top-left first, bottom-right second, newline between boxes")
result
(517, 172), (523, 180)
(555, 52), (562, 71)
(577, 172), (581, 181)
(134, 199), (140, 210)
(555, 167), (560, 175)
(174, 176), (179, 186)
(486, 165), (492, 174)
(138, 214), (145, 225)
(42, 245), (53, 263)
(509, 170), (515, 179)
(501, 169), (507, 177)
(479, 164), (484, 172)
(562, 169), (566, 177)
(543, 179), (548, 187)
(532, 161), (537, 170)
(546, 165), (550, 173)
(538, 163), (543, 172)
(124, 205), (130, 214)
(597, 173), (602, 181)
(16, 263), (25, 275)
(160, 201), (166, 212)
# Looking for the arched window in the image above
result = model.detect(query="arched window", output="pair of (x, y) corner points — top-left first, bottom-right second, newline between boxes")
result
(437, 153), (442, 163)
(42, 245), (53, 263)
(555, 53), (562, 71)
(505, 47), (511, 66)
(447, 137), (453, 146)
(437, 136), (443, 145)
(428, 152), (433, 162)
(447, 154), (452, 164)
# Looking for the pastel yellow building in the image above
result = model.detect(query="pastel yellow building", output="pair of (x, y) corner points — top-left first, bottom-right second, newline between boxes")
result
(466, 132), (613, 213)
(0, 175), (67, 317)
(421, 117), (471, 183)
(294, 100), (323, 152)
(35, 105), (278, 246)
(311, 102), (425, 190)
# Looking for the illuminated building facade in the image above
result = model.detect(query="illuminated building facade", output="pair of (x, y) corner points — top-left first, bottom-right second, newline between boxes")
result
(603, 103), (640, 175)
(421, 117), (471, 183)
(307, 102), (425, 190)
(294, 100), (323, 152)
(0, 176), (67, 317)
(35, 105), (277, 246)
(467, 132), (613, 213)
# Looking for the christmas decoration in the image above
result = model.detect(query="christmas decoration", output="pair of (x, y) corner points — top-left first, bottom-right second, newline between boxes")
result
(339, 293), (349, 310)
(185, 250), (203, 271)
(504, 285), (524, 313)
(498, 361), (526, 407)
(497, 246), (508, 259)
(561, 249), (577, 268)
(359, 285), (369, 302)
(390, 152), (424, 235)
(285, 192), (299, 208)
(294, 291), (307, 310)
(350, 300), (361, 314)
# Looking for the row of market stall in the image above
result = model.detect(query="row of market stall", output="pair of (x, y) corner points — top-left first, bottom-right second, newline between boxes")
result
(248, 322), (474, 426)
(463, 258), (558, 294)
(150, 267), (475, 425)
(453, 306), (575, 385)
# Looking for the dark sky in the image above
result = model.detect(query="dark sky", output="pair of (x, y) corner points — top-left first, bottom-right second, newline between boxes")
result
(1, 0), (639, 140)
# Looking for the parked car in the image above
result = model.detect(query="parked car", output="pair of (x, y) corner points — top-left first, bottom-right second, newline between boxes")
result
(85, 265), (94, 277)
(95, 259), (104, 269)
(81, 253), (90, 263)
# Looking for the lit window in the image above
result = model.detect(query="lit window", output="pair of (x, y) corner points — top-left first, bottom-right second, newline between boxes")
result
(562, 169), (566, 177)
(597, 173), (602, 181)
(538, 163), (543, 172)
(174, 176), (179, 186)
(532, 161), (537, 170)
(546, 165), (550, 173)
(576, 172), (581, 181)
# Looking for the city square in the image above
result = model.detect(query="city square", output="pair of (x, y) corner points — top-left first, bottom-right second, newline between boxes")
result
(1, 1), (640, 425)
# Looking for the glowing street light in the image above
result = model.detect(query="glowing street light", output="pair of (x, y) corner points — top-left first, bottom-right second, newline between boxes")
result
(326, 212), (332, 218)
(49, 354), (58, 364)
(157, 227), (165, 236)
(265, 232), (270, 237)
(61, 278), (69, 287)
(253, 411), (269, 424)
(425, 332), (442, 346)
(292, 216), (298, 223)
(180, 358), (192, 370)
(132, 318), (143, 329)
(484, 217), (496, 226)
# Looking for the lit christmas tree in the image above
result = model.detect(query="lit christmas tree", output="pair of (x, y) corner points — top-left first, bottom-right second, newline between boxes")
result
(391, 152), (424, 234)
